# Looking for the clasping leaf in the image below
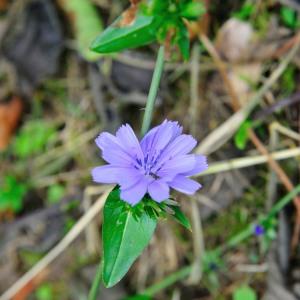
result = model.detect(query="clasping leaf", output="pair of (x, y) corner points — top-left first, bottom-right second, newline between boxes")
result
(102, 188), (157, 287)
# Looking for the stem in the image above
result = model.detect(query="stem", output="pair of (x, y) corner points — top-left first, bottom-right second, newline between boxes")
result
(141, 45), (165, 136)
(88, 262), (102, 300)
(143, 265), (192, 296)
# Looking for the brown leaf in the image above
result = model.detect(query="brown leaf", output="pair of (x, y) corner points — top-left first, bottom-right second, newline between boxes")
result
(0, 0), (8, 11)
(119, 0), (141, 27)
(12, 269), (49, 300)
(119, 7), (138, 27)
(0, 96), (23, 151)
(215, 18), (254, 62)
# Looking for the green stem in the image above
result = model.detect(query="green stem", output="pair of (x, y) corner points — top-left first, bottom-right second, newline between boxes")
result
(143, 265), (192, 296)
(141, 45), (165, 136)
(88, 262), (102, 300)
(138, 185), (300, 297)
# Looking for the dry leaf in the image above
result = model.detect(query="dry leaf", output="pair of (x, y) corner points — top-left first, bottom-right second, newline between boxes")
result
(216, 18), (254, 62)
(228, 64), (262, 106)
(0, 96), (23, 150)
(120, 7), (138, 27)
(0, 0), (8, 11)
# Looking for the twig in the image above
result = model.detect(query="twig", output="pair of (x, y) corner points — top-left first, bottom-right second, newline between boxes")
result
(88, 63), (108, 126)
(270, 121), (300, 142)
(189, 44), (200, 135)
(0, 188), (112, 300)
(83, 187), (105, 255)
(199, 34), (240, 110)
(187, 44), (204, 284)
(197, 147), (300, 176)
(235, 263), (268, 273)
(266, 124), (279, 210)
(33, 125), (101, 169)
(254, 92), (300, 121)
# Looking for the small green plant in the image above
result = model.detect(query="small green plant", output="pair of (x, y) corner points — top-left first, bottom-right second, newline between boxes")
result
(47, 184), (66, 204)
(234, 120), (252, 150)
(280, 6), (299, 29)
(35, 284), (54, 300)
(13, 120), (56, 158)
(233, 285), (257, 300)
(233, 2), (255, 20)
(0, 175), (27, 213)
(281, 65), (296, 94)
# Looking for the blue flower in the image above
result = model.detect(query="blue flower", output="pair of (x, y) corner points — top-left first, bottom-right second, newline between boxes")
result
(253, 224), (265, 236)
(92, 120), (208, 205)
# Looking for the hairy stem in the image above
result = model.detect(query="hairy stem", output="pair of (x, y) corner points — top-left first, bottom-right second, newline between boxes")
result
(141, 45), (165, 136)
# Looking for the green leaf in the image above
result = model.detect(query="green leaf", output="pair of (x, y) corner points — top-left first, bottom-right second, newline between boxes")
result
(281, 65), (296, 93)
(233, 285), (257, 300)
(177, 20), (190, 60)
(181, 2), (205, 20)
(233, 3), (254, 20)
(13, 120), (56, 158)
(61, 0), (103, 61)
(35, 284), (53, 300)
(234, 120), (252, 150)
(91, 12), (163, 54)
(169, 205), (192, 231)
(280, 6), (297, 28)
(0, 176), (27, 213)
(47, 184), (65, 204)
(102, 188), (157, 287)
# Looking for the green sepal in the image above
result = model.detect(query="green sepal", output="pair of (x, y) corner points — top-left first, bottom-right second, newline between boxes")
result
(158, 200), (192, 230)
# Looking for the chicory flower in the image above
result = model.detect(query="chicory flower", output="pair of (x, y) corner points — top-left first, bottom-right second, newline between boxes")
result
(92, 120), (208, 205)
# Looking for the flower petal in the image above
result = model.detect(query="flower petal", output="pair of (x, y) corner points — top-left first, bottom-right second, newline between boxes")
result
(120, 177), (148, 205)
(157, 155), (196, 179)
(119, 168), (142, 189)
(92, 165), (132, 184)
(182, 155), (208, 176)
(140, 126), (159, 153)
(96, 132), (135, 166)
(102, 148), (135, 166)
(95, 132), (119, 151)
(116, 124), (144, 161)
(148, 180), (170, 202)
(154, 134), (197, 170)
(141, 120), (182, 156)
(169, 175), (201, 194)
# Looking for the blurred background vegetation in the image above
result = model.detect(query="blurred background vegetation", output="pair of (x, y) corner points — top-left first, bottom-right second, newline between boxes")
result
(0, 0), (300, 299)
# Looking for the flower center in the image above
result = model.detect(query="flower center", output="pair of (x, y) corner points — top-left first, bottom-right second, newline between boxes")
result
(134, 150), (164, 178)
